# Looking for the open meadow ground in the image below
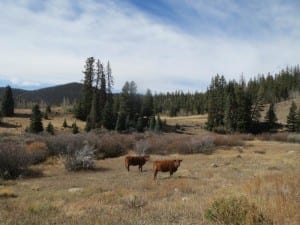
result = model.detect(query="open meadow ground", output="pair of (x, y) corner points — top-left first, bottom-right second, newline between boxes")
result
(0, 139), (299, 225)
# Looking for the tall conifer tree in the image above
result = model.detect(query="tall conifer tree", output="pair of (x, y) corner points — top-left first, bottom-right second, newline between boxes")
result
(1, 85), (14, 117)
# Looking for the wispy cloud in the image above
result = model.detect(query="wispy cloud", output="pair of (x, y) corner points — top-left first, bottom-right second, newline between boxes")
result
(0, 0), (299, 92)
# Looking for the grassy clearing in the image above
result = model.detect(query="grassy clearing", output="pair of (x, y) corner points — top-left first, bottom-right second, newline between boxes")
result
(0, 139), (299, 225)
(0, 108), (86, 135)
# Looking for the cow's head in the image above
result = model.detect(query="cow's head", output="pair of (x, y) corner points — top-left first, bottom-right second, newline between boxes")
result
(143, 155), (150, 161)
(173, 159), (182, 167)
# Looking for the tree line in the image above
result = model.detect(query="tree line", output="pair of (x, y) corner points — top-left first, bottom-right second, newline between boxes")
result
(1, 59), (300, 134)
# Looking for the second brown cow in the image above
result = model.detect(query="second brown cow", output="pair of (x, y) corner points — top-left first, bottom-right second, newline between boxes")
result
(153, 159), (182, 179)
(125, 155), (150, 172)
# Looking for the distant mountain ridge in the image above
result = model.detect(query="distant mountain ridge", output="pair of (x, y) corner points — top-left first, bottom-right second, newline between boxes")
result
(0, 82), (83, 105)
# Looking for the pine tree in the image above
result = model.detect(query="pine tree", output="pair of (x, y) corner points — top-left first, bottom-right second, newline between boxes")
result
(46, 122), (54, 135)
(63, 118), (68, 128)
(149, 116), (156, 131)
(136, 117), (144, 132)
(250, 85), (265, 123)
(1, 85), (14, 117)
(115, 112), (126, 132)
(296, 107), (300, 132)
(75, 57), (95, 120)
(72, 122), (79, 134)
(46, 105), (51, 114)
(264, 103), (277, 130)
(102, 101), (114, 130)
(224, 81), (238, 132)
(155, 114), (162, 133)
(102, 61), (115, 130)
(98, 60), (106, 121)
(29, 104), (43, 133)
(141, 89), (154, 118)
(287, 101), (297, 132)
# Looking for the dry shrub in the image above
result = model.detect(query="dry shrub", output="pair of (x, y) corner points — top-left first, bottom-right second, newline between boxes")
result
(213, 134), (244, 147)
(257, 133), (288, 142)
(121, 194), (147, 209)
(287, 133), (300, 143)
(187, 135), (215, 154)
(205, 196), (272, 225)
(64, 144), (96, 171)
(0, 142), (31, 179)
(94, 133), (133, 158)
(25, 141), (48, 164)
(45, 134), (85, 156)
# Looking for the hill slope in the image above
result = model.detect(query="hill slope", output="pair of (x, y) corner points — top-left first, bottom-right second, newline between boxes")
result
(0, 82), (83, 105)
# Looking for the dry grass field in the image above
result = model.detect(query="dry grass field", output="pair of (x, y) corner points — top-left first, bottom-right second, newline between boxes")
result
(0, 106), (300, 225)
(0, 140), (299, 225)
(0, 108), (86, 135)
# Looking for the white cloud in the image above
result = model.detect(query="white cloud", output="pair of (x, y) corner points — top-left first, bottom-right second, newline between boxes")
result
(0, 0), (299, 93)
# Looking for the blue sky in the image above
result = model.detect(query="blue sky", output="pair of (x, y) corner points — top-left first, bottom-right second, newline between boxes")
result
(0, 0), (299, 92)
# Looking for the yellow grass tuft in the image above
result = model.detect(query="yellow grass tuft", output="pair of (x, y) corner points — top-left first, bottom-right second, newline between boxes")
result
(0, 188), (17, 198)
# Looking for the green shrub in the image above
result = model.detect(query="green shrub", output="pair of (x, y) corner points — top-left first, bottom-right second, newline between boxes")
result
(205, 196), (272, 225)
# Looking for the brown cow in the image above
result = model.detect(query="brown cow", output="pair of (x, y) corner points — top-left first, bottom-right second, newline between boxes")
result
(153, 159), (182, 179)
(125, 155), (150, 172)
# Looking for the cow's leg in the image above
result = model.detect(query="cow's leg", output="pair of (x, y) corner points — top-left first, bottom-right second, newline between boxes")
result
(154, 170), (158, 179)
(170, 171), (173, 176)
(127, 165), (130, 171)
(139, 165), (143, 172)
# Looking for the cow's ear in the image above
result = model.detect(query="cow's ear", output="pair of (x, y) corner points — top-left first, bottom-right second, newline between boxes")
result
(179, 159), (183, 162)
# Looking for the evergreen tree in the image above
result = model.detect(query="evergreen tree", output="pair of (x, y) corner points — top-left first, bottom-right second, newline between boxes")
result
(75, 57), (95, 120)
(149, 116), (156, 131)
(46, 105), (51, 114)
(72, 122), (79, 134)
(63, 118), (68, 128)
(250, 85), (265, 122)
(155, 114), (162, 133)
(206, 75), (226, 130)
(287, 101), (297, 132)
(1, 85), (14, 117)
(46, 122), (54, 135)
(224, 81), (237, 132)
(102, 61), (114, 130)
(88, 90), (100, 130)
(98, 60), (106, 120)
(115, 112), (126, 132)
(296, 107), (300, 132)
(264, 103), (277, 130)
(141, 89), (154, 118)
(29, 104), (43, 133)
(136, 117), (144, 132)
(102, 101), (115, 130)
(44, 111), (49, 120)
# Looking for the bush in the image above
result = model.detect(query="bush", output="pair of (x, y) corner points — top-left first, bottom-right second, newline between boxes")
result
(45, 134), (85, 156)
(95, 133), (130, 158)
(287, 133), (300, 143)
(64, 144), (96, 171)
(0, 142), (31, 179)
(25, 141), (48, 164)
(205, 196), (272, 225)
(188, 135), (215, 154)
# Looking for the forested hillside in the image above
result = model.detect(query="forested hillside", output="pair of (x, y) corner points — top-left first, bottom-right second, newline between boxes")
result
(0, 82), (82, 106)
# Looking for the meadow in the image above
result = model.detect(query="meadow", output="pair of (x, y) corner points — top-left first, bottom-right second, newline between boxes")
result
(0, 107), (299, 225)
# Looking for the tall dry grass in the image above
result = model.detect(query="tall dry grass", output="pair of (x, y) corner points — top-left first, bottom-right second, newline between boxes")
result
(242, 173), (300, 225)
